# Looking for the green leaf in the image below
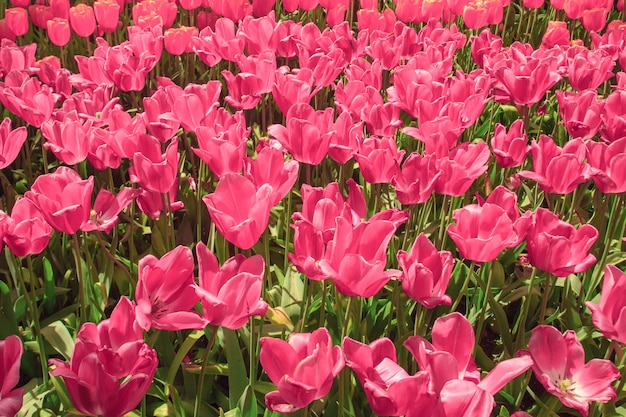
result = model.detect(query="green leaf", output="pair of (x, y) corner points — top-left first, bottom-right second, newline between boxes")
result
(224, 329), (248, 411)
(238, 384), (257, 417)
(42, 257), (56, 314)
(41, 321), (74, 361)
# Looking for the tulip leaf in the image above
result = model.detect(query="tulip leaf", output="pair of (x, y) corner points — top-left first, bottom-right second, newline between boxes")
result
(42, 257), (56, 313)
(224, 329), (248, 411)
(238, 384), (257, 417)
(41, 321), (75, 361)
(0, 281), (19, 338)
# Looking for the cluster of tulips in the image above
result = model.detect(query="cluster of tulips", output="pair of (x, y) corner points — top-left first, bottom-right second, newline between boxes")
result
(1, 0), (626, 416)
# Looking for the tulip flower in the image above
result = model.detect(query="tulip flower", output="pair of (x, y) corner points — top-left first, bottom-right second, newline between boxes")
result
(81, 188), (142, 233)
(520, 325), (620, 417)
(69, 4), (96, 38)
(587, 137), (626, 194)
(244, 147), (299, 207)
(203, 174), (273, 250)
(195, 243), (268, 330)
(3, 198), (52, 257)
(405, 313), (533, 417)
(586, 265), (626, 344)
(50, 297), (158, 417)
(47, 17), (71, 46)
(354, 136), (405, 185)
(41, 111), (93, 166)
(555, 89), (603, 140)
(25, 166), (94, 235)
(397, 233), (454, 308)
(319, 216), (402, 298)
(392, 152), (440, 205)
(135, 246), (208, 331)
(129, 136), (179, 194)
(260, 328), (345, 413)
(135, 180), (184, 220)
(434, 141), (490, 196)
(0, 73), (54, 127)
(343, 337), (435, 416)
(0, 335), (24, 416)
(0, 117), (27, 169)
(268, 103), (335, 166)
(518, 135), (592, 195)
(490, 120), (530, 168)
(5, 7), (29, 37)
(525, 208), (598, 277)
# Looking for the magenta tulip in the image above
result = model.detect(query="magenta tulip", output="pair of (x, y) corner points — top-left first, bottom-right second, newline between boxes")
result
(520, 325), (620, 417)
(586, 265), (626, 344)
(260, 328), (344, 413)
(0, 335), (24, 416)
(195, 243), (268, 330)
(50, 297), (158, 417)
(135, 246), (208, 331)
(25, 166), (94, 235)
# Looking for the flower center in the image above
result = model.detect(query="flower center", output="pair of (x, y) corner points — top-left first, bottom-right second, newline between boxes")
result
(558, 378), (574, 393)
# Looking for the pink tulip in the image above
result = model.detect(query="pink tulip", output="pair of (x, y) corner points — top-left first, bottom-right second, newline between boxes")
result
(171, 81), (222, 132)
(601, 89), (626, 143)
(518, 135), (591, 195)
(520, 325), (620, 417)
(47, 17), (70, 46)
(222, 70), (264, 110)
(50, 297), (158, 417)
(490, 120), (530, 168)
(135, 246), (208, 331)
(142, 88), (180, 142)
(5, 7), (29, 37)
(566, 47), (614, 91)
(129, 136), (179, 194)
(69, 4), (96, 38)
(343, 337), (434, 416)
(267, 103), (334, 165)
(3, 198), (52, 256)
(41, 111), (93, 165)
(354, 136), (405, 185)
(135, 180), (184, 220)
(525, 208), (598, 277)
(0, 72), (54, 127)
(260, 328), (344, 413)
(271, 67), (315, 116)
(586, 265), (626, 344)
(203, 174), (273, 250)
(0, 40), (37, 76)
(541, 21), (570, 48)
(195, 107), (249, 172)
(463, 0), (504, 29)
(587, 137), (626, 194)
(0, 117), (27, 169)
(0, 335), (24, 416)
(25, 166), (94, 235)
(164, 26), (197, 55)
(405, 313), (533, 417)
(556, 90), (603, 140)
(319, 216), (401, 298)
(434, 141), (490, 196)
(244, 147), (299, 206)
(392, 152), (440, 205)
(289, 221), (327, 280)
(195, 243), (268, 329)
(487, 43), (562, 107)
(81, 188), (141, 233)
(397, 233), (454, 308)
(93, 0), (120, 33)
(447, 202), (524, 263)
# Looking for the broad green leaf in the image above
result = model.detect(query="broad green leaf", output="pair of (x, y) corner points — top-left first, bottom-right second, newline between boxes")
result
(41, 321), (74, 361)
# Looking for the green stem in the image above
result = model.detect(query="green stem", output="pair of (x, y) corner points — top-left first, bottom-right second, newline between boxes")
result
(450, 261), (475, 314)
(71, 233), (89, 324)
(194, 326), (218, 417)
(539, 274), (554, 324)
(11, 252), (49, 383)
(515, 267), (538, 349)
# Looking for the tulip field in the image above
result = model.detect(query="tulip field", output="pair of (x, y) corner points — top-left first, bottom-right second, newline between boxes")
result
(2, 0), (626, 416)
